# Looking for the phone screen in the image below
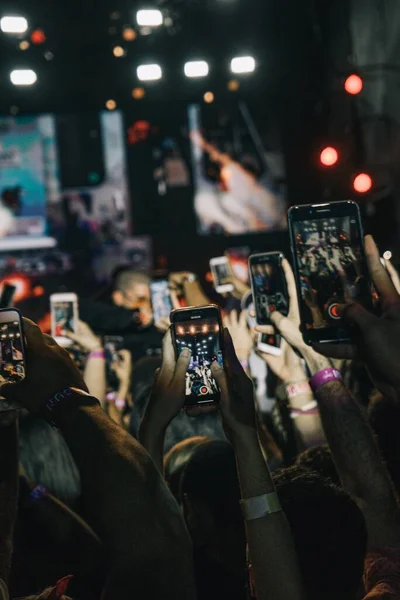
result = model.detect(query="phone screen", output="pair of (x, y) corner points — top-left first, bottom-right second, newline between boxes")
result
(0, 319), (25, 384)
(212, 261), (230, 287)
(292, 215), (370, 333)
(150, 280), (173, 324)
(250, 254), (288, 325)
(173, 309), (222, 406)
(52, 301), (75, 337)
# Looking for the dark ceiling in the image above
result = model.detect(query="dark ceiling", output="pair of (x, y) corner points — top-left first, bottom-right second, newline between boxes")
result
(0, 0), (324, 115)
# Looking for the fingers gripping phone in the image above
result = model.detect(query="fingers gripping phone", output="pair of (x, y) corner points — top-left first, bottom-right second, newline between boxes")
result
(50, 293), (78, 347)
(104, 335), (124, 388)
(210, 257), (234, 294)
(0, 308), (26, 410)
(150, 279), (173, 324)
(171, 305), (224, 407)
(249, 252), (289, 326)
(288, 200), (373, 345)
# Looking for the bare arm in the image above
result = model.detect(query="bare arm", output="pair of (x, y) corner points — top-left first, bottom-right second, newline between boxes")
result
(1, 320), (196, 600)
(84, 353), (106, 406)
(212, 331), (305, 600)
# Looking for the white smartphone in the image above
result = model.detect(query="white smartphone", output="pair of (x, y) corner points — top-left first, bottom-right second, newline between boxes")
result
(257, 332), (282, 357)
(210, 257), (234, 294)
(50, 293), (78, 347)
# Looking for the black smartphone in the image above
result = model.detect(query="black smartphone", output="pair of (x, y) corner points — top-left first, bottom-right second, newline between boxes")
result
(288, 200), (373, 345)
(0, 309), (26, 408)
(171, 305), (223, 407)
(150, 279), (173, 324)
(0, 284), (17, 309)
(249, 252), (289, 326)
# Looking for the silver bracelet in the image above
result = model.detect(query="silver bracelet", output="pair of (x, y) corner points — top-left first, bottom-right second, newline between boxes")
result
(240, 492), (282, 521)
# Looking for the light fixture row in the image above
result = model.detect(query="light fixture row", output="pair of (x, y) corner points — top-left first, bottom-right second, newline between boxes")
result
(9, 56), (256, 86)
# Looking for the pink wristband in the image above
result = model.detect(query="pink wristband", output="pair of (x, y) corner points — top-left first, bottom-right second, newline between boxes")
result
(89, 349), (105, 359)
(309, 368), (342, 393)
(286, 381), (311, 399)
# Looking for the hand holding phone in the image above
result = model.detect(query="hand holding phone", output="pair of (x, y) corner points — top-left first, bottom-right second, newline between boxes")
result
(288, 201), (373, 345)
(50, 293), (78, 347)
(0, 309), (26, 410)
(171, 305), (223, 407)
(150, 279), (173, 325)
(249, 252), (289, 326)
(210, 257), (234, 294)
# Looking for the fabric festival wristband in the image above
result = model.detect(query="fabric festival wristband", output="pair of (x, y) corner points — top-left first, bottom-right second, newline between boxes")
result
(240, 359), (250, 371)
(240, 492), (282, 521)
(286, 381), (311, 399)
(309, 368), (342, 393)
(88, 349), (105, 359)
(44, 387), (100, 427)
(28, 485), (48, 503)
(106, 392), (126, 409)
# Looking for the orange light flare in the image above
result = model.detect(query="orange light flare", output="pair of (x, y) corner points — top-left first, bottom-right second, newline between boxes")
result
(353, 173), (372, 193)
(1, 276), (30, 302)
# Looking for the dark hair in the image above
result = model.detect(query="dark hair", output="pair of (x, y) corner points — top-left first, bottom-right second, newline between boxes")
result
(112, 267), (150, 294)
(369, 396), (400, 492)
(180, 440), (242, 526)
(19, 414), (81, 508)
(273, 467), (367, 600)
(296, 444), (341, 487)
(130, 358), (226, 453)
(164, 436), (210, 501)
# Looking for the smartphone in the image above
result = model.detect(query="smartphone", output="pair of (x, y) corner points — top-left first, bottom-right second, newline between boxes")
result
(150, 279), (173, 324)
(257, 332), (282, 356)
(171, 305), (223, 407)
(249, 252), (289, 326)
(226, 246), (250, 283)
(0, 309), (26, 408)
(288, 200), (373, 345)
(50, 293), (78, 347)
(210, 257), (234, 294)
(104, 335), (124, 387)
(0, 284), (17, 309)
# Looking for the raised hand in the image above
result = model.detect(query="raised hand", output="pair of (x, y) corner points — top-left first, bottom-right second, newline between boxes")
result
(223, 309), (253, 363)
(62, 319), (102, 353)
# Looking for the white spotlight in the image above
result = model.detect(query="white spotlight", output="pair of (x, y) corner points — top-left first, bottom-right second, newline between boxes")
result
(184, 60), (209, 78)
(230, 56), (256, 74)
(10, 69), (37, 86)
(137, 63), (162, 81)
(1, 16), (28, 33)
(136, 9), (163, 27)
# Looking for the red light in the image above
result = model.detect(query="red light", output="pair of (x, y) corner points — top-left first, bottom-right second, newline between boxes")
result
(344, 74), (363, 95)
(320, 147), (339, 167)
(31, 29), (46, 44)
(353, 173), (372, 193)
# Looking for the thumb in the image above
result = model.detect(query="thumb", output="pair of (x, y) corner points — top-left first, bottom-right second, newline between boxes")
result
(173, 347), (191, 382)
(341, 302), (376, 331)
(211, 360), (229, 397)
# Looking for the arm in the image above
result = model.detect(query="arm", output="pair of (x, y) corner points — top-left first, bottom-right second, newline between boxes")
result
(271, 309), (400, 549)
(0, 414), (18, 585)
(83, 352), (106, 406)
(212, 331), (305, 600)
(107, 349), (132, 426)
(2, 320), (196, 600)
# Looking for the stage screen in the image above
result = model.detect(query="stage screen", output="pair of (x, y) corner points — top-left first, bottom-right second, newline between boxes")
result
(0, 111), (129, 250)
(188, 102), (287, 235)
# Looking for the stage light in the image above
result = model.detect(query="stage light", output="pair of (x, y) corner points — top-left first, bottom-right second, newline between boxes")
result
(132, 87), (145, 99)
(353, 173), (372, 193)
(31, 29), (46, 44)
(203, 91), (214, 103)
(137, 63), (162, 81)
(136, 9), (163, 27)
(10, 69), (37, 85)
(105, 99), (117, 110)
(1, 16), (28, 33)
(184, 60), (209, 78)
(189, 325), (196, 334)
(123, 27), (137, 41)
(230, 56), (256, 74)
(320, 146), (339, 167)
(345, 74), (363, 95)
(228, 79), (240, 91)
(19, 40), (29, 50)
(113, 45), (125, 57)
